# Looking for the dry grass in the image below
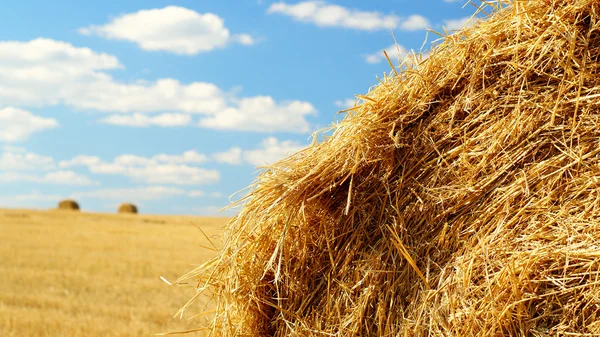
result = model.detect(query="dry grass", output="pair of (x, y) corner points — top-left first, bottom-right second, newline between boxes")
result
(177, 1), (600, 336)
(0, 208), (226, 337)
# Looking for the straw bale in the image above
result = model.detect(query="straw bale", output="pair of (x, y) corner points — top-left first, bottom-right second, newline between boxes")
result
(177, 1), (600, 335)
(57, 199), (79, 211)
(118, 203), (138, 214)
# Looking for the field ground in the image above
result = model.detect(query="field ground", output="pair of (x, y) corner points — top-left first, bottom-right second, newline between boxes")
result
(0, 208), (227, 337)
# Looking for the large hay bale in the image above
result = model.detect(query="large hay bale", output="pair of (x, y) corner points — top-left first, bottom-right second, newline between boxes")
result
(177, 1), (600, 336)
(57, 199), (79, 211)
(118, 203), (138, 214)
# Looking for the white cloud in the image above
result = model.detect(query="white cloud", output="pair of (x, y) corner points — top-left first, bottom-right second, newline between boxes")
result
(1, 145), (27, 153)
(0, 150), (55, 171)
(243, 137), (306, 166)
(213, 147), (243, 165)
(0, 38), (121, 79)
(79, 6), (254, 55)
(152, 151), (208, 165)
(334, 98), (356, 109)
(60, 151), (217, 185)
(198, 96), (317, 133)
(74, 186), (188, 201)
(128, 164), (219, 185)
(398, 15), (430, 31)
(188, 190), (205, 197)
(0, 39), (224, 113)
(214, 138), (307, 166)
(267, 1), (429, 31)
(0, 148), (93, 186)
(113, 154), (152, 167)
(0, 172), (39, 183)
(90, 151), (207, 167)
(364, 44), (409, 64)
(72, 186), (207, 203)
(69, 78), (227, 114)
(0, 107), (58, 142)
(100, 113), (192, 127)
(60, 138), (306, 175)
(443, 17), (476, 31)
(43, 171), (98, 186)
(58, 155), (101, 168)
(234, 34), (255, 46)
(0, 170), (98, 186)
(0, 38), (120, 107)
(0, 38), (315, 133)
(0, 191), (62, 208)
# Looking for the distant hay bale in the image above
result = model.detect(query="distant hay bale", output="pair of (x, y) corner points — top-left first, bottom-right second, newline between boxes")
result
(118, 203), (138, 214)
(57, 199), (79, 211)
(176, 1), (600, 336)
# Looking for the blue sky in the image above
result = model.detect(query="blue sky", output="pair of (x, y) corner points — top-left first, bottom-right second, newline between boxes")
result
(0, 0), (476, 215)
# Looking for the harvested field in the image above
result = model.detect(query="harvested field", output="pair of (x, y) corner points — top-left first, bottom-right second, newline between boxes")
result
(0, 208), (226, 337)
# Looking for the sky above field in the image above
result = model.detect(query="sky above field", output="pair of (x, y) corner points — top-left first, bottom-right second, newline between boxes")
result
(0, 0), (479, 215)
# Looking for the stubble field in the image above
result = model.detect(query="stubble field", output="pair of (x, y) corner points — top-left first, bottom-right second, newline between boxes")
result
(0, 208), (227, 337)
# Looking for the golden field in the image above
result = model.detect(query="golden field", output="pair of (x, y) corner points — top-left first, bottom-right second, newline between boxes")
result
(0, 208), (227, 337)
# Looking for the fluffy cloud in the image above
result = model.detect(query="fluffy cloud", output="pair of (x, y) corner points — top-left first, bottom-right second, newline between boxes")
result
(60, 151), (217, 185)
(213, 147), (243, 165)
(0, 150), (55, 171)
(0, 170), (98, 186)
(67, 78), (226, 114)
(234, 34), (255, 46)
(44, 171), (98, 185)
(198, 96), (317, 133)
(151, 151), (208, 165)
(73, 186), (202, 201)
(79, 6), (254, 55)
(0, 107), (58, 142)
(62, 151), (208, 168)
(0, 148), (96, 186)
(243, 137), (306, 166)
(0, 38), (121, 77)
(0, 39), (224, 112)
(267, 1), (429, 31)
(0, 38), (315, 133)
(187, 190), (205, 197)
(128, 164), (218, 185)
(398, 15), (431, 31)
(100, 113), (192, 127)
(364, 44), (409, 64)
(334, 98), (356, 109)
(214, 137), (307, 166)
(443, 17), (476, 31)
(0, 191), (63, 208)
(43, 171), (98, 185)
(58, 155), (100, 168)
(0, 39), (120, 107)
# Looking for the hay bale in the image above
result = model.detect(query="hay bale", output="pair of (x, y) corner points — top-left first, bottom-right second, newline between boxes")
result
(177, 1), (600, 335)
(117, 203), (138, 214)
(57, 199), (79, 211)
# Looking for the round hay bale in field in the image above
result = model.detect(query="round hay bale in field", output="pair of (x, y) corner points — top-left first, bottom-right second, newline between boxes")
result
(177, 1), (600, 336)
(57, 199), (79, 211)
(117, 203), (138, 214)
